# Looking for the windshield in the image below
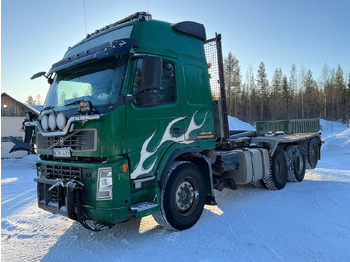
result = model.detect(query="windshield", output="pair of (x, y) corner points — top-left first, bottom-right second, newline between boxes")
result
(44, 56), (127, 111)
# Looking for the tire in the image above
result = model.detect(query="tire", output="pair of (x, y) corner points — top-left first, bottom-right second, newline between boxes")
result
(251, 179), (266, 189)
(263, 147), (288, 190)
(307, 138), (319, 169)
(286, 145), (306, 182)
(152, 161), (205, 231)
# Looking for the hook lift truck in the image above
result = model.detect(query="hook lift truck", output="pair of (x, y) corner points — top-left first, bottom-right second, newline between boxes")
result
(27, 12), (322, 231)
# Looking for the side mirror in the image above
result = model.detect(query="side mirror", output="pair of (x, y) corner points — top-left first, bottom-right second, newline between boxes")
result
(30, 71), (47, 80)
(30, 71), (53, 85)
(140, 56), (162, 92)
(129, 55), (162, 107)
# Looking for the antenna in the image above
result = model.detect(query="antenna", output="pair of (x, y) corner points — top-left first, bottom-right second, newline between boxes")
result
(83, 0), (88, 36)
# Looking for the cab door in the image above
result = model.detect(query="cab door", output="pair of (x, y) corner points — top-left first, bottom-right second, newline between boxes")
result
(125, 56), (184, 180)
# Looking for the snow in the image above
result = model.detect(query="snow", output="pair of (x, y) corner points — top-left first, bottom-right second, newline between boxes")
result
(228, 115), (255, 131)
(2, 119), (350, 261)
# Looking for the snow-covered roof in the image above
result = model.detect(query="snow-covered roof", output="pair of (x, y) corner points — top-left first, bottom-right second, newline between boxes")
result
(26, 105), (42, 115)
(1, 92), (42, 116)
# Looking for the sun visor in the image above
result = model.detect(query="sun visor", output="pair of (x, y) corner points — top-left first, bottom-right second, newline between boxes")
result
(48, 38), (138, 75)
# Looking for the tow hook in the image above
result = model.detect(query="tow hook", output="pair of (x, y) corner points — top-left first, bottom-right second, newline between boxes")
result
(48, 178), (84, 191)
(46, 178), (110, 231)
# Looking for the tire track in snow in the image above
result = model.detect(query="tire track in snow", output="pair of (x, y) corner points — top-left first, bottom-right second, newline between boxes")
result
(1, 202), (73, 262)
(1, 188), (36, 205)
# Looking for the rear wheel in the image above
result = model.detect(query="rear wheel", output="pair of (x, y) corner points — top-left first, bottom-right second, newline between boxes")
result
(152, 161), (205, 230)
(251, 179), (265, 189)
(286, 145), (306, 182)
(307, 138), (319, 169)
(263, 147), (288, 190)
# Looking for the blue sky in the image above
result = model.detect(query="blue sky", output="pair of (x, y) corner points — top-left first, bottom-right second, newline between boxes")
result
(2, 0), (349, 103)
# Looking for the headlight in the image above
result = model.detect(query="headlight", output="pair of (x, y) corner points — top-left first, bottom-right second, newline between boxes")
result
(48, 113), (57, 130)
(56, 112), (67, 130)
(41, 115), (49, 131)
(97, 167), (113, 200)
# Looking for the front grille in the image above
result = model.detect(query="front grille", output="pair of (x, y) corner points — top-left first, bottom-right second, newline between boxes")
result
(37, 129), (96, 151)
(41, 164), (92, 182)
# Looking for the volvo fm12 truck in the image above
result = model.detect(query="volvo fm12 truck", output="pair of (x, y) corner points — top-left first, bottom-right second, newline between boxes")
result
(28, 12), (322, 231)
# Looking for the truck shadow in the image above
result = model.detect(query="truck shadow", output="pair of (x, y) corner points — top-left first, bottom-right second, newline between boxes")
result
(40, 178), (350, 261)
(40, 214), (171, 261)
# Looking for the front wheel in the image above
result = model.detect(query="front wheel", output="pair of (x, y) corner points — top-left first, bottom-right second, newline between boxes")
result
(153, 161), (205, 231)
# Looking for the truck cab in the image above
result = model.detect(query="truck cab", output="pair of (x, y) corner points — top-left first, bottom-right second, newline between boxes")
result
(30, 12), (216, 230)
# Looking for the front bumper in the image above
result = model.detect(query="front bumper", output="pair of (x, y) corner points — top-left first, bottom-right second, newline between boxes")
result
(34, 158), (131, 225)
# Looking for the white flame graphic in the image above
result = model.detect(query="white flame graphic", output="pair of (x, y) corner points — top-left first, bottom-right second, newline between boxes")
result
(130, 111), (208, 179)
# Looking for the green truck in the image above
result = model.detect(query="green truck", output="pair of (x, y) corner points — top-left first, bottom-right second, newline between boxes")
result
(27, 12), (322, 231)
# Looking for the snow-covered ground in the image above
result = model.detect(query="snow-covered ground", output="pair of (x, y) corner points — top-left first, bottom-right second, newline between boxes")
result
(1, 119), (350, 261)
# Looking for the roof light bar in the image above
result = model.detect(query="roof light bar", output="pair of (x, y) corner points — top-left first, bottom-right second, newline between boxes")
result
(86, 12), (152, 38)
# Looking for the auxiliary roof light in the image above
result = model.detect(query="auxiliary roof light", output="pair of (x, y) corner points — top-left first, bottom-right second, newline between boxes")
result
(48, 113), (57, 130)
(41, 115), (49, 132)
(56, 112), (67, 130)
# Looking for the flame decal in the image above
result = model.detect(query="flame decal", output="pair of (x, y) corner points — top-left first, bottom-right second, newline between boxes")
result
(130, 111), (208, 179)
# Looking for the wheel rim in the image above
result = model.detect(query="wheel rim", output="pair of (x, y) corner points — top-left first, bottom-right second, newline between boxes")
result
(175, 178), (198, 214)
(310, 144), (317, 162)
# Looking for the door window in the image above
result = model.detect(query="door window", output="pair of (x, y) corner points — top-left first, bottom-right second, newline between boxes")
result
(132, 59), (176, 106)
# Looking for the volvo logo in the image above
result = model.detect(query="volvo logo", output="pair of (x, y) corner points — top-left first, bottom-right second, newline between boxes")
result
(59, 137), (64, 145)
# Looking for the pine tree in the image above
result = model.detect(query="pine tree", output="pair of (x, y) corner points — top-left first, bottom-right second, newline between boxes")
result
(240, 83), (248, 121)
(299, 66), (306, 118)
(282, 75), (290, 119)
(250, 87), (261, 123)
(26, 95), (35, 105)
(303, 69), (319, 118)
(289, 64), (297, 118)
(224, 52), (234, 115)
(35, 94), (43, 105)
(245, 65), (255, 122)
(224, 53), (241, 116)
(256, 62), (269, 121)
(320, 63), (330, 118)
(270, 68), (283, 119)
(232, 57), (241, 117)
(334, 65), (346, 121)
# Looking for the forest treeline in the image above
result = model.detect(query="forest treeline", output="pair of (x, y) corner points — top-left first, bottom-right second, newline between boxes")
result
(224, 52), (350, 126)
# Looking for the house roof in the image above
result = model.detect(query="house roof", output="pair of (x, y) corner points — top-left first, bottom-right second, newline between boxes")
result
(1, 92), (42, 116)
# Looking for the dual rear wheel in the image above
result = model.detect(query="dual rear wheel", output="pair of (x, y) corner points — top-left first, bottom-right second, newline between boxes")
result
(263, 144), (307, 190)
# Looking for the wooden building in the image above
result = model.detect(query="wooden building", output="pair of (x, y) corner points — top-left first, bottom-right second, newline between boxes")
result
(1, 93), (41, 158)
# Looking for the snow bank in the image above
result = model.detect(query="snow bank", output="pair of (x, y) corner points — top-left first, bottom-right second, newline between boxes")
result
(320, 119), (350, 155)
(228, 116), (255, 131)
(320, 119), (348, 134)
